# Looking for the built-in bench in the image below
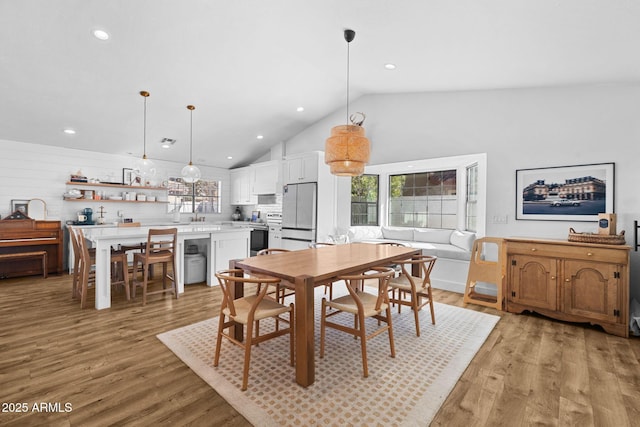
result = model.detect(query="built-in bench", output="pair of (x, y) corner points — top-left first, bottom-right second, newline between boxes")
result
(0, 250), (48, 278)
(346, 226), (477, 294)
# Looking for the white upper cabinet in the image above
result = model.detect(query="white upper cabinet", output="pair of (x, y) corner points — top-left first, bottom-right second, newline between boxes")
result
(251, 160), (281, 194)
(230, 167), (256, 205)
(283, 152), (319, 184)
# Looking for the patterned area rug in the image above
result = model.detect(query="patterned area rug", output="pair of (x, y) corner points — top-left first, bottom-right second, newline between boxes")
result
(158, 287), (500, 426)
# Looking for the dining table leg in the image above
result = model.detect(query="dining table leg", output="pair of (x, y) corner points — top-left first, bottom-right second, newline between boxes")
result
(94, 239), (112, 310)
(294, 275), (315, 387)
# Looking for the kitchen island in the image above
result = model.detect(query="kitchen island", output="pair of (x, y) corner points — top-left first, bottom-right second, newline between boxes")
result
(82, 224), (250, 309)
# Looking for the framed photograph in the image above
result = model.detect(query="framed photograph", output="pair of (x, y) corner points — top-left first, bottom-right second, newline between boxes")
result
(516, 163), (614, 221)
(11, 199), (30, 216)
(122, 168), (134, 185)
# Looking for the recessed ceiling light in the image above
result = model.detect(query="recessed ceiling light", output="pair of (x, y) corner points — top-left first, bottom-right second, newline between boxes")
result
(63, 128), (76, 135)
(384, 63), (396, 70)
(296, 107), (305, 112)
(227, 156), (233, 160)
(92, 29), (110, 41)
(256, 135), (264, 140)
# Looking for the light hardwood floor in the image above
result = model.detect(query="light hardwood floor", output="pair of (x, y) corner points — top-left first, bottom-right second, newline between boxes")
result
(1, 273), (638, 426)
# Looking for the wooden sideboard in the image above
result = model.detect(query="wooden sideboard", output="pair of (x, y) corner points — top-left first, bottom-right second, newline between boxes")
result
(504, 237), (630, 338)
(0, 219), (63, 278)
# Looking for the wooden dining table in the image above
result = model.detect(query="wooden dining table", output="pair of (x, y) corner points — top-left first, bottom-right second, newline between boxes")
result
(232, 242), (422, 387)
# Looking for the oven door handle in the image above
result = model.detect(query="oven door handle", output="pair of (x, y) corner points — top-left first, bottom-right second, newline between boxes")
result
(281, 236), (313, 242)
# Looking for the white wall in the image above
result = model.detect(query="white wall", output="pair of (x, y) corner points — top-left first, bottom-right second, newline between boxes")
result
(0, 139), (232, 224)
(284, 84), (640, 300)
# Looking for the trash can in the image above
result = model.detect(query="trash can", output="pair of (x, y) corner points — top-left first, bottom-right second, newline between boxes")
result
(184, 253), (206, 284)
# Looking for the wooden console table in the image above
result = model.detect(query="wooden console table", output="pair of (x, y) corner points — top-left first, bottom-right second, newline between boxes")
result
(0, 219), (63, 278)
(504, 237), (630, 338)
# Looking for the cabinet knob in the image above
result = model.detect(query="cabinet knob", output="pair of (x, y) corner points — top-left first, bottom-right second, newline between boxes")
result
(587, 252), (593, 256)
(550, 276), (556, 280)
(530, 248), (537, 252)
(565, 278), (570, 282)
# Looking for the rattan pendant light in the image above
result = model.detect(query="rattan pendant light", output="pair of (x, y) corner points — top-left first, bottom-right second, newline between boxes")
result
(134, 90), (156, 179)
(181, 105), (201, 183)
(324, 29), (370, 176)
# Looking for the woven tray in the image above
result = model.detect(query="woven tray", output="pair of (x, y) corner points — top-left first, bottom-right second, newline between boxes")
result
(568, 228), (626, 245)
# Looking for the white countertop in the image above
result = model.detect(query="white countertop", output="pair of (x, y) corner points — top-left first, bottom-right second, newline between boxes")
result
(83, 223), (249, 240)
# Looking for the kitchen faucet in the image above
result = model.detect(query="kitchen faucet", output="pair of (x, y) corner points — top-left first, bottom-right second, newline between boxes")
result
(191, 211), (205, 222)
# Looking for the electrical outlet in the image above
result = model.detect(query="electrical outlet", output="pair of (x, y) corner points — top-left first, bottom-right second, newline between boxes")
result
(492, 215), (508, 224)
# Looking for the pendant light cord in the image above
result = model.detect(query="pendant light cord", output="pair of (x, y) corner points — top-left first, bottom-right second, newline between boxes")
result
(143, 95), (147, 157)
(187, 105), (195, 165)
(140, 90), (150, 159)
(346, 39), (350, 124)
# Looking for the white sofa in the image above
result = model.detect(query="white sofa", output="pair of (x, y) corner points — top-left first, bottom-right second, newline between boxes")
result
(346, 226), (477, 293)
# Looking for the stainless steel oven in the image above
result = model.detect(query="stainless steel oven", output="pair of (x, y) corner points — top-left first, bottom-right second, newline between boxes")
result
(249, 224), (269, 256)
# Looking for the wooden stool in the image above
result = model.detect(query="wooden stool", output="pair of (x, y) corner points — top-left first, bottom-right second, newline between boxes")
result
(463, 237), (505, 311)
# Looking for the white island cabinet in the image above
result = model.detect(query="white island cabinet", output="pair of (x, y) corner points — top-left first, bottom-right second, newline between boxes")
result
(83, 225), (250, 309)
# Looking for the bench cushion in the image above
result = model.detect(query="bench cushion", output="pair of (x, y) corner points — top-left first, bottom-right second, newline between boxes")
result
(413, 228), (452, 244)
(381, 227), (414, 241)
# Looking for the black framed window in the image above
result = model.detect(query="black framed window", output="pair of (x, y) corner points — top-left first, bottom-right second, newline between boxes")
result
(351, 174), (379, 226)
(167, 177), (221, 214)
(388, 170), (457, 228)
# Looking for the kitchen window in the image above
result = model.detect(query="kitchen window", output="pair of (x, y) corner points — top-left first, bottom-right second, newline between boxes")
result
(167, 177), (221, 214)
(351, 174), (379, 226)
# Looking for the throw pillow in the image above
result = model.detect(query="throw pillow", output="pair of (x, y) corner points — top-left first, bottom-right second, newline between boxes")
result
(450, 230), (476, 252)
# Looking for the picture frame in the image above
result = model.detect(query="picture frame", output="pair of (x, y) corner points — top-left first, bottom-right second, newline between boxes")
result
(122, 168), (134, 185)
(11, 199), (30, 216)
(516, 162), (614, 221)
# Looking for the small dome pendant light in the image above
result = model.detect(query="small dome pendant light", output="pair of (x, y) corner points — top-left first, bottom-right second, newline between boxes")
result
(324, 29), (370, 176)
(181, 105), (201, 183)
(134, 90), (156, 179)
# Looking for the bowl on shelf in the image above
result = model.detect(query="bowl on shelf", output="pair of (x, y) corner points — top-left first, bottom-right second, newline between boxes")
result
(109, 196), (123, 201)
(63, 189), (82, 199)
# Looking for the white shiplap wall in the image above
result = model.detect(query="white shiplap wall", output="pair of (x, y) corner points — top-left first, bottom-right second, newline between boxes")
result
(0, 139), (232, 223)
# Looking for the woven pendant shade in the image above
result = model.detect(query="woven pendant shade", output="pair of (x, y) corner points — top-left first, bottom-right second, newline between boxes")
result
(325, 124), (370, 176)
(324, 29), (370, 177)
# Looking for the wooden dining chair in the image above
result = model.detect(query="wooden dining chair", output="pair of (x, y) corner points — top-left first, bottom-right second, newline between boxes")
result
(387, 255), (437, 336)
(70, 226), (130, 308)
(69, 225), (91, 299)
(256, 248), (293, 303)
(214, 269), (294, 391)
(116, 221), (147, 276)
(320, 267), (396, 378)
(131, 228), (178, 306)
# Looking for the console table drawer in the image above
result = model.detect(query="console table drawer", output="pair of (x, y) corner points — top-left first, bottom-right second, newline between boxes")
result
(506, 240), (628, 264)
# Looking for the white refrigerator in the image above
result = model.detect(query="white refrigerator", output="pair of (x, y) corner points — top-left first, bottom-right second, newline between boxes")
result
(281, 182), (317, 250)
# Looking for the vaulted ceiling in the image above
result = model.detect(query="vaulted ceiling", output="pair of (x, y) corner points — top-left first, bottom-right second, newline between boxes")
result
(2, 0), (639, 168)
